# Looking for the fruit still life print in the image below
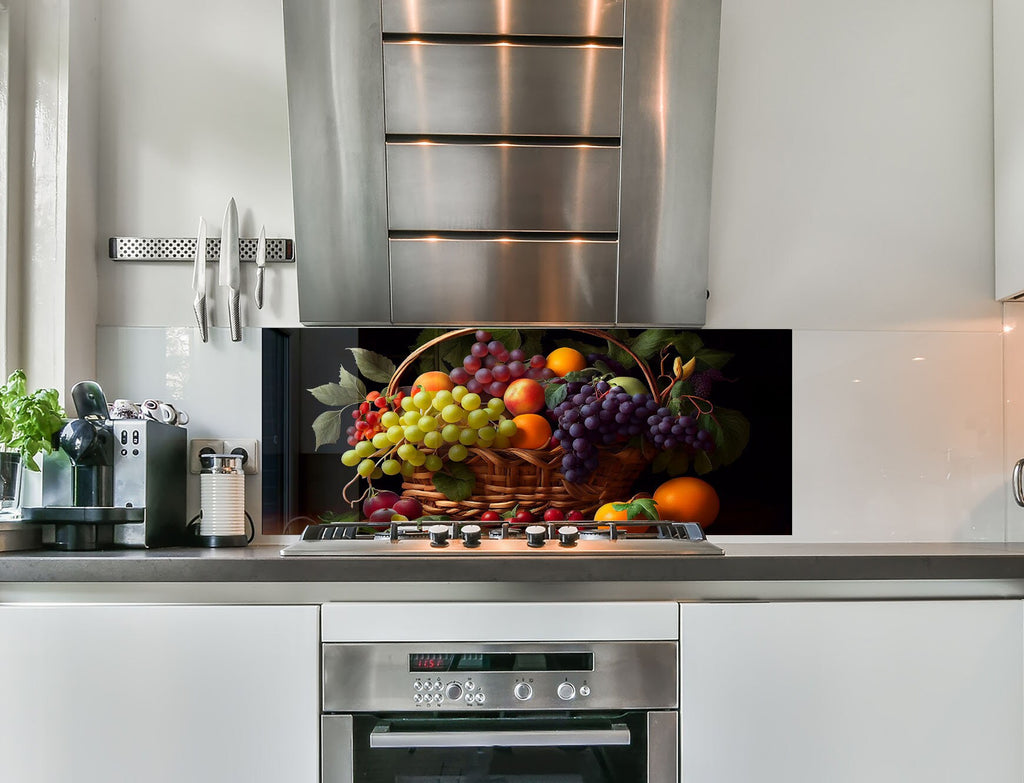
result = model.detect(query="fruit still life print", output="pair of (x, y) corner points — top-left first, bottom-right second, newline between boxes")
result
(302, 327), (791, 535)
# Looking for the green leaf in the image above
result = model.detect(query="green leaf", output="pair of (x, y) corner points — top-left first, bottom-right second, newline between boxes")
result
(348, 347), (397, 384)
(558, 338), (601, 357)
(520, 331), (545, 360)
(312, 410), (344, 450)
(592, 360), (613, 376)
(652, 448), (673, 474)
(611, 498), (660, 521)
(670, 332), (704, 359)
(695, 348), (733, 370)
(667, 450), (690, 476)
(694, 451), (714, 475)
(441, 336), (476, 370)
(308, 382), (359, 407)
(708, 406), (750, 466)
(628, 329), (676, 360)
(563, 369), (598, 383)
(0, 370), (65, 470)
(667, 398), (684, 416)
(319, 509), (359, 523)
(489, 329), (522, 350)
(432, 462), (476, 502)
(545, 382), (569, 410)
(338, 364), (367, 400)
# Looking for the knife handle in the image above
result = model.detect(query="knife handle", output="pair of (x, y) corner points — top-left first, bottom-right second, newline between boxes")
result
(193, 295), (209, 343)
(255, 267), (265, 310)
(229, 289), (241, 342)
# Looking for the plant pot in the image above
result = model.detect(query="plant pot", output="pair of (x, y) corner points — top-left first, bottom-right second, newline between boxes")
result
(0, 451), (23, 515)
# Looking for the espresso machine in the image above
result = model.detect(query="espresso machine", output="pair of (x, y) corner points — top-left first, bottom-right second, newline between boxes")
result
(22, 381), (187, 550)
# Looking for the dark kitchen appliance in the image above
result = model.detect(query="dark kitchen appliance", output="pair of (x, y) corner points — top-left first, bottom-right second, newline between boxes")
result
(281, 520), (722, 557)
(320, 602), (680, 783)
(22, 382), (187, 550)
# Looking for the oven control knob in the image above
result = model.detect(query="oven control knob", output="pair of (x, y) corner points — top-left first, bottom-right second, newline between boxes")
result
(525, 525), (547, 547)
(557, 682), (576, 701)
(427, 524), (450, 547)
(579, 685), (591, 697)
(514, 682), (533, 701)
(557, 525), (579, 546)
(445, 682), (464, 701)
(461, 524), (482, 548)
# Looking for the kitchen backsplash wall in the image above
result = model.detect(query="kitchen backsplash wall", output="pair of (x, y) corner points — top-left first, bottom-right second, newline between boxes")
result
(92, 0), (1011, 542)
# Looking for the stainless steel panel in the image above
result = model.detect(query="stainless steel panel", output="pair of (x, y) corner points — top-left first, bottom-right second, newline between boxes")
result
(386, 143), (621, 231)
(647, 711), (679, 783)
(322, 641), (678, 712)
(382, 0), (624, 37)
(617, 0), (721, 326)
(389, 239), (617, 325)
(322, 715), (354, 783)
(283, 0), (391, 325)
(383, 42), (623, 137)
(369, 723), (631, 748)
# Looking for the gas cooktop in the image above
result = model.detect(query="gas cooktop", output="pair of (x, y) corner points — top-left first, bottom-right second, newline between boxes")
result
(280, 520), (723, 557)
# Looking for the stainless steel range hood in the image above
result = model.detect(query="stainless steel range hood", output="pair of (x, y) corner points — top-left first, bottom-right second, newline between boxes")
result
(284, 0), (721, 327)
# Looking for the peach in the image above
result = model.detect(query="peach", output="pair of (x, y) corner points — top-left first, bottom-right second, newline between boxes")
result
(412, 371), (454, 394)
(503, 378), (546, 415)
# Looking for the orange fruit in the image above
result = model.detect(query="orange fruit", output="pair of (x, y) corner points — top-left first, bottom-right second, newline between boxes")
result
(545, 347), (586, 377)
(509, 413), (553, 449)
(594, 500), (657, 534)
(652, 477), (720, 528)
(412, 371), (454, 394)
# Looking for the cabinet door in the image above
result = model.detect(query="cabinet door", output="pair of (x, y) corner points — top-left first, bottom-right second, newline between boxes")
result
(0, 604), (319, 783)
(680, 601), (1023, 783)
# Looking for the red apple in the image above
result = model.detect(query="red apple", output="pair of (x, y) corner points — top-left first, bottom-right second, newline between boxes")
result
(363, 490), (399, 518)
(369, 507), (402, 523)
(503, 378), (546, 416)
(392, 497), (423, 520)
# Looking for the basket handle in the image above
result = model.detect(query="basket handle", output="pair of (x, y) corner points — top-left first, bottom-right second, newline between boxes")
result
(386, 328), (661, 404)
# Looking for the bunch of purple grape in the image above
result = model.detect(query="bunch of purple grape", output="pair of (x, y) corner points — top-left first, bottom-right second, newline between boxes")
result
(448, 330), (553, 399)
(646, 410), (715, 455)
(551, 380), (658, 483)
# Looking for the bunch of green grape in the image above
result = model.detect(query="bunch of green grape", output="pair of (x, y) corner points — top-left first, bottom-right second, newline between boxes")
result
(340, 386), (519, 479)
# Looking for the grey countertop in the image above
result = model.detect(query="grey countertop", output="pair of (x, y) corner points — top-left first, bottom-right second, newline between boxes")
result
(2, 542), (1023, 585)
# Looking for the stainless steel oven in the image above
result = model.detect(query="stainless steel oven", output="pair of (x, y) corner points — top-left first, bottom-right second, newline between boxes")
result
(321, 641), (678, 783)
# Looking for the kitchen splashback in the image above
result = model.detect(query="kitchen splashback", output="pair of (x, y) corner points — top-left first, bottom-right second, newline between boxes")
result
(283, 0), (722, 327)
(260, 327), (792, 536)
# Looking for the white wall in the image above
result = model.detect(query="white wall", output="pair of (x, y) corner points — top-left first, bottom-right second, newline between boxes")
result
(92, 0), (1007, 542)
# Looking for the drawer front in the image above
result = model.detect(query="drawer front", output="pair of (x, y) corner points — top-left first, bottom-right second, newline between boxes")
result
(382, 0), (625, 37)
(386, 143), (621, 232)
(384, 42), (623, 138)
(390, 239), (617, 324)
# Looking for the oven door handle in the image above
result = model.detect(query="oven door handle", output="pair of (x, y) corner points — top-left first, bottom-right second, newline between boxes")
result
(369, 723), (631, 749)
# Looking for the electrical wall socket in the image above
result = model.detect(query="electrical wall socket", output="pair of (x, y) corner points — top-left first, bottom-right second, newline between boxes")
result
(188, 439), (224, 474)
(223, 438), (259, 475)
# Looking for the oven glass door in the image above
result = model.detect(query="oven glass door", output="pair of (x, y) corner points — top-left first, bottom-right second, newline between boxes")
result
(324, 712), (676, 783)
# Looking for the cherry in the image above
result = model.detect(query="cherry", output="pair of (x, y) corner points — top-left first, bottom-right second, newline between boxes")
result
(566, 510), (585, 521)
(513, 510), (534, 525)
(480, 510), (501, 522)
(543, 508), (565, 522)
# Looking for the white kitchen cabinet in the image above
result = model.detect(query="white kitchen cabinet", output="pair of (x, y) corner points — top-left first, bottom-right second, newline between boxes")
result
(996, 0), (1024, 300)
(679, 600), (1023, 783)
(0, 604), (319, 783)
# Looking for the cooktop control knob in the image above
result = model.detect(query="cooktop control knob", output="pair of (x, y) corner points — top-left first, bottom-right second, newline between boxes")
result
(461, 524), (482, 548)
(557, 525), (579, 546)
(525, 525), (547, 548)
(557, 682), (576, 701)
(445, 682), (463, 701)
(514, 682), (533, 701)
(427, 524), (450, 547)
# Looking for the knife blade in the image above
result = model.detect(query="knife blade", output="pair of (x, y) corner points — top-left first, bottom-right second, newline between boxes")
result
(254, 224), (266, 310)
(219, 197), (241, 342)
(192, 217), (209, 342)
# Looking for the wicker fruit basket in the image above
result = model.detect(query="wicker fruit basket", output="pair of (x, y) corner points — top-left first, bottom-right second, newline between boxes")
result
(385, 328), (660, 520)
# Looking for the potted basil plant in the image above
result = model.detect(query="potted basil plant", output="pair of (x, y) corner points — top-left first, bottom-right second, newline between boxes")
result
(0, 370), (65, 513)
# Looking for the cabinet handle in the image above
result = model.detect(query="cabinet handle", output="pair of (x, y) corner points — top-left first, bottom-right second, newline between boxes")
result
(1013, 458), (1024, 507)
(369, 723), (630, 749)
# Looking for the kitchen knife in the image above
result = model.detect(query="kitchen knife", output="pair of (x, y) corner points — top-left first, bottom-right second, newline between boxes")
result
(254, 224), (266, 310)
(192, 217), (209, 342)
(219, 197), (241, 342)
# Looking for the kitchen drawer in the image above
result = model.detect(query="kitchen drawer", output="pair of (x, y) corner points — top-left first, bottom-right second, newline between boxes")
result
(386, 142), (621, 232)
(382, 0), (625, 37)
(390, 238), (617, 324)
(384, 42), (623, 137)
